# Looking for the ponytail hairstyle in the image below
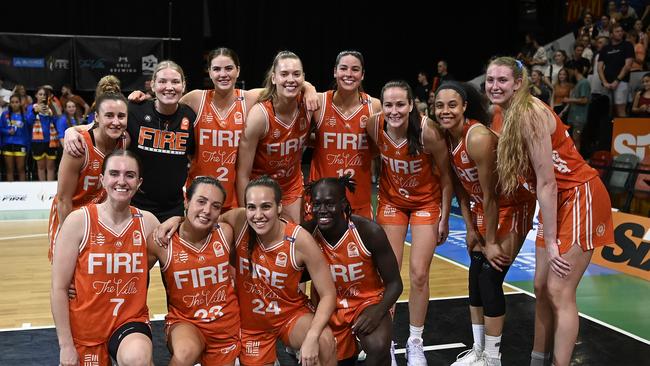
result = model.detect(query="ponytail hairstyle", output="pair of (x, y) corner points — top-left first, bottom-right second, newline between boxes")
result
(305, 175), (356, 221)
(186, 176), (226, 203)
(489, 56), (546, 196)
(90, 75), (122, 120)
(258, 50), (303, 103)
(331, 50), (365, 92)
(206, 47), (240, 70)
(244, 175), (283, 274)
(435, 80), (493, 124)
(381, 80), (423, 156)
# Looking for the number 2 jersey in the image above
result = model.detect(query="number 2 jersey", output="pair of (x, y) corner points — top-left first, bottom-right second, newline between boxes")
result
(187, 89), (247, 210)
(234, 220), (312, 331)
(160, 225), (240, 338)
(69, 204), (149, 346)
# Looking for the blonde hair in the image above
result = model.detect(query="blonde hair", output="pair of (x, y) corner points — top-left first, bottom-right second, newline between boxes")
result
(490, 56), (546, 196)
(152, 60), (186, 84)
(258, 51), (302, 102)
(95, 75), (121, 98)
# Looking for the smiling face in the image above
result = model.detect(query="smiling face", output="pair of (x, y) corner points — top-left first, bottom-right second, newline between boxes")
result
(209, 55), (240, 92)
(485, 64), (522, 107)
(334, 54), (364, 92)
(435, 88), (466, 133)
(312, 183), (347, 233)
(245, 186), (281, 237)
(96, 99), (127, 140)
(271, 57), (304, 99)
(100, 155), (142, 204)
(153, 67), (185, 105)
(382, 86), (413, 130)
(185, 183), (224, 231)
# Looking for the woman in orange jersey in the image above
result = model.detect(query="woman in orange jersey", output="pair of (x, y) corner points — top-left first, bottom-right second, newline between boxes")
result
(435, 82), (536, 366)
(486, 57), (614, 366)
(236, 51), (313, 223)
(303, 176), (403, 366)
(366, 80), (453, 365)
(48, 92), (129, 262)
(220, 176), (337, 366)
(52, 149), (160, 366)
(307, 50), (382, 219)
(147, 176), (240, 366)
(129, 47), (317, 212)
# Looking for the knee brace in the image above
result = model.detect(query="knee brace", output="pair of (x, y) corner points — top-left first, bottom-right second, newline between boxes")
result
(468, 251), (484, 307)
(478, 263), (510, 317)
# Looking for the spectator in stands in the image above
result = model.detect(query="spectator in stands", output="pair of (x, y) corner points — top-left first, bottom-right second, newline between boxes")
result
(598, 23), (634, 117)
(42, 85), (62, 115)
(577, 34), (595, 64)
(563, 61), (591, 153)
(518, 33), (549, 73)
(597, 14), (612, 39)
(570, 44), (592, 73)
(432, 59), (454, 91)
(628, 30), (647, 72)
(0, 78), (12, 110)
(633, 19), (648, 47)
(577, 12), (598, 39)
(619, 0), (638, 31)
(56, 101), (84, 146)
(143, 79), (155, 100)
(415, 71), (431, 103)
(590, 36), (610, 94)
(12, 84), (32, 108)
(551, 68), (574, 119)
(631, 72), (650, 116)
(530, 69), (552, 105)
(0, 94), (29, 181)
(544, 50), (568, 88)
(607, 1), (623, 24)
(60, 85), (90, 120)
(29, 86), (60, 181)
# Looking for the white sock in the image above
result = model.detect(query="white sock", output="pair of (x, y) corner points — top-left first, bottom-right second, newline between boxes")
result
(472, 324), (485, 350)
(484, 334), (501, 357)
(530, 350), (550, 366)
(408, 324), (424, 341)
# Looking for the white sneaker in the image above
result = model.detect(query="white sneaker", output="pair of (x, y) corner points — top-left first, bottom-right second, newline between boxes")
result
(406, 337), (427, 366)
(390, 341), (398, 366)
(451, 345), (484, 365)
(483, 352), (501, 366)
(357, 350), (367, 361)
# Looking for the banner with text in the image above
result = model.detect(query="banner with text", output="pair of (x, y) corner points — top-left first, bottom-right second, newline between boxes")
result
(0, 34), (73, 90)
(611, 118), (650, 160)
(0, 182), (57, 211)
(592, 211), (650, 281)
(74, 37), (162, 91)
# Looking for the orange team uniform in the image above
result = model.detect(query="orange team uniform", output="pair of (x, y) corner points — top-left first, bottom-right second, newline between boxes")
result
(502, 104), (614, 254)
(312, 221), (384, 360)
(187, 89), (246, 211)
(161, 226), (241, 364)
(251, 100), (311, 207)
(48, 130), (123, 261)
(308, 91), (376, 218)
(448, 119), (536, 238)
(68, 204), (150, 365)
(374, 115), (442, 225)
(235, 220), (314, 366)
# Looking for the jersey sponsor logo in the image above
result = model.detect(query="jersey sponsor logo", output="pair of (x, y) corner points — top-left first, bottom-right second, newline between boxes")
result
(327, 116), (336, 127)
(330, 262), (366, 283)
(322, 132), (369, 150)
(453, 165), (479, 183)
(461, 151), (469, 164)
(275, 252), (288, 267)
(206, 113), (214, 124)
(273, 128), (281, 139)
(133, 230), (142, 246)
(597, 223), (606, 237)
(245, 340), (260, 357)
(115, 240), (123, 248)
(383, 205), (396, 217)
(132, 213), (143, 218)
(213, 242), (225, 257)
(173, 263), (230, 289)
(415, 210), (431, 217)
(382, 155), (423, 174)
(181, 117), (190, 130)
(198, 255), (206, 263)
(91, 233), (106, 246)
(266, 135), (307, 156)
(88, 252), (145, 274)
(360, 115), (368, 129)
(299, 117), (307, 131)
(175, 250), (189, 263)
(221, 343), (238, 354)
(551, 150), (571, 174)
(144, 114), (152, 122)
(326, 152), (363, 167)
(82, 175), (100, 191)
(234, 111), (243, 125)
(238, 257), (289, 289)
(347, 242), (359, 258)
(91, 159), (100, 170)
(83, 353), (99, 366)
(198, 128), (241, 147)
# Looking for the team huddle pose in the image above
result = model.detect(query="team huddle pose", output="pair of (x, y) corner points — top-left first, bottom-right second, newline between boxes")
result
(49, 49), (614, 366)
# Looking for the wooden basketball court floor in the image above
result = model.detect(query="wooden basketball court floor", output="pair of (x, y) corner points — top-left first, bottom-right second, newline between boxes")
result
(1, 211), (649, 365)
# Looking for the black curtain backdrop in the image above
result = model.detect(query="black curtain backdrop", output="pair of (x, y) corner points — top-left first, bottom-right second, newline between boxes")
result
(1, 0), (569, 97)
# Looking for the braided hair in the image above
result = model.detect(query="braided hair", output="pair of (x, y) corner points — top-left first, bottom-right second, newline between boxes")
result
(305, 174), (356, 220)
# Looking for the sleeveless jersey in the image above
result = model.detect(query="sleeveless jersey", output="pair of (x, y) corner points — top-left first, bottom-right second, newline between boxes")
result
(235, 220), (311, 330)
(161, 226), (240, 336)
(312, 221), (384, 311)
(375, 115), (441, 209)
(448, 119), (534, 210)
(309, 91), (374, 211)
(48, 130), (124, 261)
(69, 204), (149, 345)
(188, 89), (246, 210)
(251, 100), (311, 195)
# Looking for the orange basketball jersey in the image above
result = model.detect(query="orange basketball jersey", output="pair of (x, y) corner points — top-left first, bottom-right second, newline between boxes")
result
(235, 220), (311, 331)
(374, 115), (441, 209)
(161, 226), (240, 337)
(48, 130), (120, 261)
(312, 221), (384, 311)
(69, 204), (150, 346)
(187, 89), (246, 210)
(448, 119), (534, 210)
(309, 91), (375, 214)
(251, 100), (311, 196)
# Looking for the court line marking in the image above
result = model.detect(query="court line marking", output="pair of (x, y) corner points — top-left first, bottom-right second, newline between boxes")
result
(432, 252), (650, 346)
(0, 218), (48, 223)
(0, 233), (48, 241)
